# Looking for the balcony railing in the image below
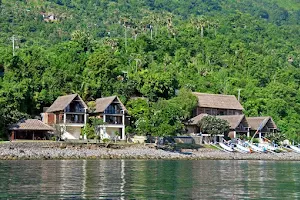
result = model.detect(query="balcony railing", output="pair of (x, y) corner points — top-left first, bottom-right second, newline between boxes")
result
(58, 114), (85, 124)
(65, 119), (84, 124)
(105, 115), (123, 125)
(105, 120), (123, 125)
(65, 108), (85, 113)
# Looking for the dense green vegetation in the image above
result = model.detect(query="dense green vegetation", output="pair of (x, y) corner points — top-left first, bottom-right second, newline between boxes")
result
(198, 116), (230, 136)
(0, 0), (300, 141)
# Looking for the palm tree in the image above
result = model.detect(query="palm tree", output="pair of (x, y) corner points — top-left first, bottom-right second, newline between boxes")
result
(130, 53), (144, 72)
(103, 38), (118, 50)
(190, 15), (208, 38)
(131, 18), (142, 42)
(141, 14), (155, 40)
(120, 15), (132, 51)
(153, 12), (163, 37)
(210, 20), (220, 36)
(198, 16), (207, 38)
(132, 28), (139, 42)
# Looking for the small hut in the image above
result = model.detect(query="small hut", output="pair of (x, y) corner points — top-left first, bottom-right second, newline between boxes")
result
(9, 119), (55, 141)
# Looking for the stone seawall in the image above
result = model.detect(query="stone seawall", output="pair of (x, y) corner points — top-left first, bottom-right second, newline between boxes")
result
(0, 142), (300, 161)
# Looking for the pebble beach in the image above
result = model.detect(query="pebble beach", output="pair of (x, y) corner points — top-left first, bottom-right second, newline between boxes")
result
(1, 142), (300, 161)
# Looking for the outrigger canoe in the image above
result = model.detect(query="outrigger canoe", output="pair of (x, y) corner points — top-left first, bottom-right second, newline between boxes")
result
(290, 145), (300, 153)
(219, 142), (234, 152)
(235, 144), (251, 153)
(259, 144), (277, 151)
(248, 143), (265, 153)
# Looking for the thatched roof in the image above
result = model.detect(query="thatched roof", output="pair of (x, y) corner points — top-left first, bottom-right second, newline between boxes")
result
(94, 96), (127, 113)
(247, 117), (277, 131)
(47, 94), (87, 113)
(187, 114), (248, 130)
(193, 92), (244, 110)
(217, 115), (248, 129)
(187, 114), (208, 125)
(9, 119), (54, 131)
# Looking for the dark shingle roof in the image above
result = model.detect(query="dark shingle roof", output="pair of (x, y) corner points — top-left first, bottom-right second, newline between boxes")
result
(47, 94), (87, 113)
(193, 92), (244, 110)
(94, 96), (127, 113)
(9, 119), (54, 131)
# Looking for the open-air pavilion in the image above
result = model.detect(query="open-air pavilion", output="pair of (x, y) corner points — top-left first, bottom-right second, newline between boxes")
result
(9, 119), (55, 141)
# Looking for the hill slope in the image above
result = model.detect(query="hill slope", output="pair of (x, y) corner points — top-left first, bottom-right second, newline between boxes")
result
(0, 0), (300, 140)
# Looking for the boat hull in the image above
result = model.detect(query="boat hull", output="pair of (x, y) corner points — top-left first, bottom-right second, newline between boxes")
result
(248, 143), (265, 153)
(236, 144), (251, 153)
(219, 143), (234, 152)
(290, 145), (300, 153)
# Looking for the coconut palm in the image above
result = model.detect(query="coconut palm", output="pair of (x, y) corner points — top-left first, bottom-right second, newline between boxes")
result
(190, 15), (208, 38)
(130, 18), (143, 42)
(120, 15), (132, 50)
(129, 53), (145, 72)
(210, 20), (220, 36)
(103, 38), (118, 50)
(141, 14), (155, 40)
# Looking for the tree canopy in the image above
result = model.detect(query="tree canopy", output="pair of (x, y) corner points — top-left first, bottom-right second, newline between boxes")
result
(1, 0), (300, 141)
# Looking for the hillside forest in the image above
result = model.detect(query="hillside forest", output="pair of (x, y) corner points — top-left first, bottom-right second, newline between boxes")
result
(0, 0), (300, 141)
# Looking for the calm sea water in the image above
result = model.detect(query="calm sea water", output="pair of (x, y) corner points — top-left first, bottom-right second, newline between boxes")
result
(0, 160), (299, 199)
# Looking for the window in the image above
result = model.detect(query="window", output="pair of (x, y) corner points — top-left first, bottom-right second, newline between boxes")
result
(105, 104), (122, 114)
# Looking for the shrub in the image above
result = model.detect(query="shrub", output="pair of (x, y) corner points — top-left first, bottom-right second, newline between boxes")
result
(102, 138), (110, 143)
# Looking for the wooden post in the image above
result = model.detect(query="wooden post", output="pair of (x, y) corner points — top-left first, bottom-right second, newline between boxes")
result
(122, 110), (125, 140)
(247, 128), (250, 138)
(84, 108), (87, 125)
(64, 112), (67, 124)
(103, 114), (106, 123)
(11, 131), (15, 141)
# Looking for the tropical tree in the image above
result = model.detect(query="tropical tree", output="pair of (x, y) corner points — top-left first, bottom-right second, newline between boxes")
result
(198, 116), (230, 136)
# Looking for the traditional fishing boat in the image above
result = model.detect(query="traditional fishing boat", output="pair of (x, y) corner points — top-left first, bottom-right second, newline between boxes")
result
(235, 144), (251, 153)
(247, 143), (266, 153)
(258, 143), (277, 152)
(289, 145), (300, 153)
(219, 142), (234, 152)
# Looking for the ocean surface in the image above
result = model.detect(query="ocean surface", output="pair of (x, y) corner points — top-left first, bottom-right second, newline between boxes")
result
(0, 160), (299, 199)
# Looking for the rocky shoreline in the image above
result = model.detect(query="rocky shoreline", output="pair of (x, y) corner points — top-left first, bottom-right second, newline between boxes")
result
(0, 142), (300, 161)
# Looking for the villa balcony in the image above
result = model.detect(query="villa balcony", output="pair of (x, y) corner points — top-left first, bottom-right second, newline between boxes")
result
(58, 114), (85, 124)
(104, 115), (124, 125)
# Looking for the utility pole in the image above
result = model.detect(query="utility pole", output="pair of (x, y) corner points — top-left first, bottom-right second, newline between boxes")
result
(237, 89), (242, 102)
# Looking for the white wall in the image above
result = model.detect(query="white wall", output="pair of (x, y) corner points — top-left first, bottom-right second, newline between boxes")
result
(100, 127), (121, 139)
(62, 126), (82, 139)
